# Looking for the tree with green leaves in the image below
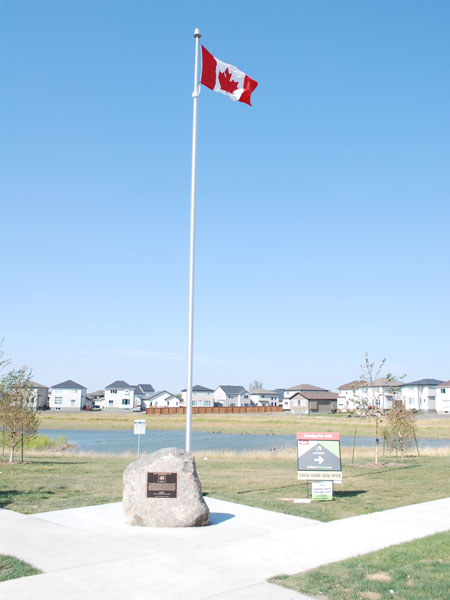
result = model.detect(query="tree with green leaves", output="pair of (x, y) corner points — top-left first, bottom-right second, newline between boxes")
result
(0, 367), (39, 463)
(352, 352), (405, 464)
(383, 406), (417, 458)
(249, 380), (263, 391)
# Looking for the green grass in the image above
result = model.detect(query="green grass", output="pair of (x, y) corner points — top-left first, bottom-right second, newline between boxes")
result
(272, 531), (450, 600)
(1, 450), (450, 520)
(0, 555), (41, 582)
(24, 434), (69, 450)
(37, 410), (450, 438)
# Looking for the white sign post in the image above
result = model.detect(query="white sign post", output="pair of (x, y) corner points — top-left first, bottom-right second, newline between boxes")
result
(134, 419), (146, 458)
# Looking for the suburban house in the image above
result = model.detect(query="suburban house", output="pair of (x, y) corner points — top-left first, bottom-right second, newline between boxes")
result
(88, 390), (105, 408)
(102, 381), (141, 411)
(283, 384), (338, 414)
(249, 389), (280, 407)
(49, 380), (89, 411)
(213, 386), (250, 407)
(435, 381), (450, 414)
(142, 391), (180, 409)
(29, 381), (49, 410)
(337, 380), (360, 412)
(400, 379), (444, 412)
(338, 378), (404, 412)
(181, 385), (214, 407)
(283, 384), (330, 411)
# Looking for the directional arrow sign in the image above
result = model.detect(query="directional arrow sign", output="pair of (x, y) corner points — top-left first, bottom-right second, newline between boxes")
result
(297, 432), (342, 482)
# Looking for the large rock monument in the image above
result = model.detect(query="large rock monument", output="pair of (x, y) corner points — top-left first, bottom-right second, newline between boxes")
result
(123, 447), (210, 527)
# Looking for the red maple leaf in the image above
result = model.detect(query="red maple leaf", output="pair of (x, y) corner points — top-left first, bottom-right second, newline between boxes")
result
(218, 69), (239, 93)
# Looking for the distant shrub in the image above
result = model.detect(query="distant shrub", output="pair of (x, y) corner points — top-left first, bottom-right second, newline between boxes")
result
(23, 434), (68, 450)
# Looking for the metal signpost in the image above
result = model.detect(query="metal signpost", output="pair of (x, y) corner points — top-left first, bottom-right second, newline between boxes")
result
(297, 432), (342, 500)
(134, 419), (146, 458)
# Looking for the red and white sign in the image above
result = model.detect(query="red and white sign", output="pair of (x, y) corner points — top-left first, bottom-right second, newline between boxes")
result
(201, 46), (258, 106)
(297, 432), (340, 441)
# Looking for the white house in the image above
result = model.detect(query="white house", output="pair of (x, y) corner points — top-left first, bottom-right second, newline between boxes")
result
(29, 381), (49, 410)
(338, 378), (404, 412)
(213, 386), (250, 407)
(181, 385), (214, 407)
(337, 381), (360, 412)
(102, 381), (138, 411)
(49, 380), (88, 411)
(435, 381), (450, 414)
(282, 384), (328, 411)
(142, 391), (180, 409)
(249, 389), (280, 407)
(400, 379), (444, 412)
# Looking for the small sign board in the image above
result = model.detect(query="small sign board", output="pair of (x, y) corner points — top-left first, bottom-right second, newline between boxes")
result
(312, 481), (333, 501)
(134, 419), (146, 435)
(147, 472), (177, 498)
(297, 432), (342, 482)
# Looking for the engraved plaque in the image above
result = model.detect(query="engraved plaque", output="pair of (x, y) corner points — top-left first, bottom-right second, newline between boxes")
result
(147, 472), (177, 498)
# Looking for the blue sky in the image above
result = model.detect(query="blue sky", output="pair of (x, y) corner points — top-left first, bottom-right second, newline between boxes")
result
(1, 1), (449, 392)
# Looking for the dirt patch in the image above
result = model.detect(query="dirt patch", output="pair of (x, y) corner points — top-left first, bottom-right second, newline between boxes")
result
(366, 571), (392, 583)
(360, 592), (382, 600)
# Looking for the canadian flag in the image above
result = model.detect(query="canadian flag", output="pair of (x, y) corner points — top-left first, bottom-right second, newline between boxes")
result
(200, 46), (258, 106)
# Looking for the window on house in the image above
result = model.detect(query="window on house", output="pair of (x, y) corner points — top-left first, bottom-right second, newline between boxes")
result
(409, 398), (414, 405)
(122, 399), (130, 405)
(204, 401), (211, 406)
(441, 389), (446, 394)
(109, 400), (114, 405)
(111, 390), (117, 394)
(192, 401), (197, 406)
(55, 397), (63, 405)
(71, 399), (76, 404)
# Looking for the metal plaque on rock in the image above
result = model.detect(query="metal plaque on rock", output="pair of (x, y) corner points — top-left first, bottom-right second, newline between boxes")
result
(147, 472), (177, 498)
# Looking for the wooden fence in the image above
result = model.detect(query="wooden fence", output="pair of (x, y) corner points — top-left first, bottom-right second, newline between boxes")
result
(145, 406), (283, 415)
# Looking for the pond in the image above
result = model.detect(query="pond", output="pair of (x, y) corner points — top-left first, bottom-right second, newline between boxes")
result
(39, 429), (450, 455)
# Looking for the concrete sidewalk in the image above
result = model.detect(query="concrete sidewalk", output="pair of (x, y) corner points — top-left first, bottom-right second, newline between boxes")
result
(1, 496), (449, 599)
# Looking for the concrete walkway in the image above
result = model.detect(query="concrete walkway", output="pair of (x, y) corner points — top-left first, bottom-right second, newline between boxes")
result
(1, 497), (449, 599)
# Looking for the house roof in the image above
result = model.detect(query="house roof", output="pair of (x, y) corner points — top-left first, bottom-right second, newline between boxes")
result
(439, 380), (450, 387)
(292, 391), (338, 401)
(51, 379), (86, 390)
(217, 385), (248, 395)
(138, 384), (155, 393)
(401, 379), (444, 387)
(105, 380), (131, 390)
(286, 384), (328, 392)
(369, 378), (404, 387)
(30, 381), (48, 389)
(338, 380), (360, 391)
(145, 390), (176, 400)
(181, 385), (214, 392)
(250, 389), (278, 395)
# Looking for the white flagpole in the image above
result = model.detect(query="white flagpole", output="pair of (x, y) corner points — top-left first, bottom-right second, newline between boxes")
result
(186, 28), (201, 452)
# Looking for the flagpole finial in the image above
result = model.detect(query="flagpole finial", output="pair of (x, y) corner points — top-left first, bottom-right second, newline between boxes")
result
(193, 28), (201, 38)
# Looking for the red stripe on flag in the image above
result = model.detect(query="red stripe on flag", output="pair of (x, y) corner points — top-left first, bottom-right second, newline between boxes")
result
(201, 46), (217, 91)
(239, 75), (258, 106)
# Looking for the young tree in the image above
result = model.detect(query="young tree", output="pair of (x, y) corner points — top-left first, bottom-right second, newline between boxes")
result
(352, 352), (405, 465)
(0, 367), (39, 463)
(383, 406), (417, 458)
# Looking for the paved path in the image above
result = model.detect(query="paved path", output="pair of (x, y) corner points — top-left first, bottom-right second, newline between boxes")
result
(1, 497), (449, 599)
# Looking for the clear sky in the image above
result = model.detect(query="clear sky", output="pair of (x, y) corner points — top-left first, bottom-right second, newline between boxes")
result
(1, 1), (449, 392)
